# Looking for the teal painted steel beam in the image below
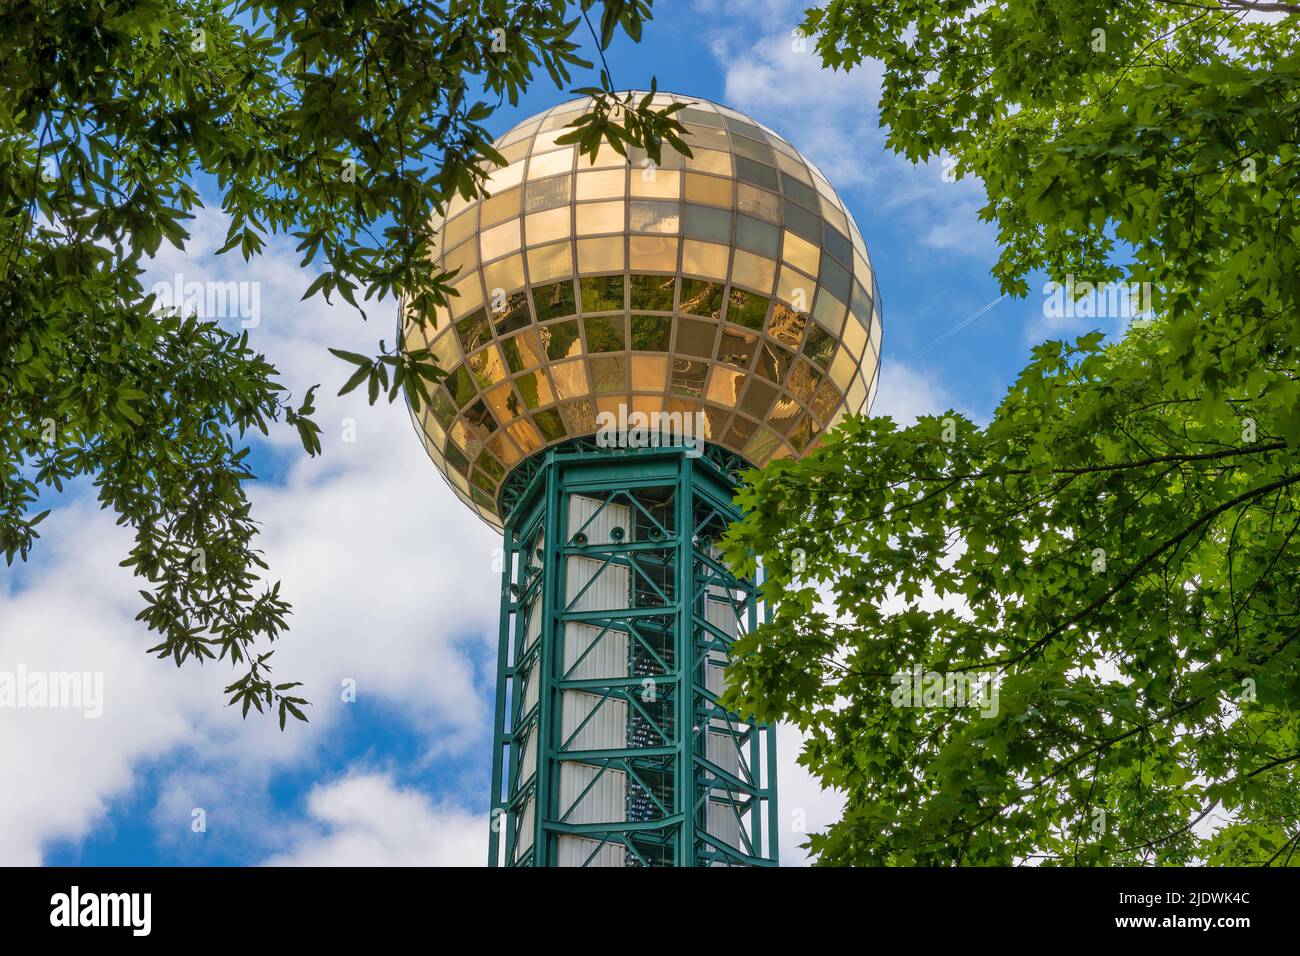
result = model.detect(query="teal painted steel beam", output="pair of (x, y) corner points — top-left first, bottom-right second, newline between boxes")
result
(488, 440), (778, 867)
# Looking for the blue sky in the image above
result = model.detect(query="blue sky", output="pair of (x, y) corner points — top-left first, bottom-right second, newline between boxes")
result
(1, 0), (1111, 867)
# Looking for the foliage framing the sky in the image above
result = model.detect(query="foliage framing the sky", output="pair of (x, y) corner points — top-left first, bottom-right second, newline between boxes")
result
(0, 0), (684, 725)
(722, 1), (1300, 864)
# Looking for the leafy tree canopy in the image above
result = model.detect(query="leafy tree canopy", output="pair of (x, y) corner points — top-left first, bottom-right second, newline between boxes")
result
(0, 0), (682, 726)
(723, 1), (1300, 864)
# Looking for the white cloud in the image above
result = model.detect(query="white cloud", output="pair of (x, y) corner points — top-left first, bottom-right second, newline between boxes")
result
(871, 359), (964, 425)
(263, 772), (485, 866)
(0, 207), (500, 865)
(709, 17), (997, 261)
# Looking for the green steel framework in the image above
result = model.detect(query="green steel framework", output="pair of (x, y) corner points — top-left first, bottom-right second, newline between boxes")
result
(486, 439), (779, 866)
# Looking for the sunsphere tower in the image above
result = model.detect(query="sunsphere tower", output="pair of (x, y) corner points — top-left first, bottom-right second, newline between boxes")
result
(405, 94), (881, 866)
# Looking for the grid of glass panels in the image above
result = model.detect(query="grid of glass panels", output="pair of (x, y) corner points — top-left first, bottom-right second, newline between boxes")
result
(406, 93), (884, 527)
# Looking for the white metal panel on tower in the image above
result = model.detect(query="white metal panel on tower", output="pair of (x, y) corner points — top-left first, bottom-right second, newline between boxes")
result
(563, 622), (629, 680)
(561, 690), (628, 751)
(707, 729), (742, 777)
(515, 797), (535, 859)
(568, 495), (630, 546)
(707, 799), (743, 850)
(520, 661), (539, 715)
(706, 595), (739, 639)
(566, 555), (629, 612)
(559, 762), (627, 824)
(517, 728), (537, 784)
(556, 835), (625, 867)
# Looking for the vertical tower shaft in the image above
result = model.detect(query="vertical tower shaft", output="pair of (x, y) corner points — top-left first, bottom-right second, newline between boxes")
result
(487, 441), (778, 866)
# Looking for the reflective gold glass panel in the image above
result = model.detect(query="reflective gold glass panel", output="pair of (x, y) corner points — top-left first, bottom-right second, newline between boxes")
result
(406, 93), (882, 527)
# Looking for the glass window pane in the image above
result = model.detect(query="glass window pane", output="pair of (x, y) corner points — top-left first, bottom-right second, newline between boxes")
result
(485, 381), (522, 422)
(683, 204), (731, 243)
(818, 252), (853, 303)
(525, 175), (571, 213)
(576, 168), (627, 200)
(679, 279), (725, 319)
(480, 218), (521, 261)
(631, 314), (671, 351)
(684, 147), (732, 175)
(578, 142), (626, 169)
(577, 236), (625, 273)
(527, 146), (575, 181)
(681, 240), (730, 281)
(631, 355), (668, 391)
(590, 355), (627, 394)
(532, 279), (577, 321)
(444, 209), (478, 248)
(533, 407), (567, 441)
(735, 156), (778, 190)
(501, 330), (544, 373)
(467, 343), (508, 388)
(726, 289), (769, 330)
(718, 327), (757, 368)
(628, 236), (678, 271)
(843, 312), (868, 360)
(736, 216), (780, 258)
(813, 287), (846, 335)
(492, 291), (531, 334)
(480, 187), (522, 228)
(731, 250), (776, 294)
(670, 359), (708, 397)
(685, 173), (732, 207)
(802, 323), (835, 368)
(512, 369), (553, 408)
(630, 169), (681, 199)
(737, 184), (780, 223)
(630, 274), (676, 311)
(768, 303), (807, 350)
(731, 134), (774, 165)
(443, 238), (478, 279)
(740, 378), (778, 418)
(580, 274), (625, 312)
(525, 207), (571, 246)
(526, 241), (573, 283)
(541, 319), (582, 360)
(829, 346), (856, 389)
(430, 328), (463, 369)
(755, 339), (794, 384)
(782, 229), (820, 275)
(486, 160), (526, 193)
(629, 200), (681, 234)
(675, 317), (717, 357)
(783, 199), (821, 243)
(450, 272), (484, 317)
(777, 266), (814, 313)
(549, 358), (589, 399)
(706, 366), (745, 406)
(576, 200), (625, 235)
(776, 152), (811, 183)
(507, 418), (543, 454)
(483, 254), (525, 297)
(584, 315), (626, 352)
(563, 399), (597, 434)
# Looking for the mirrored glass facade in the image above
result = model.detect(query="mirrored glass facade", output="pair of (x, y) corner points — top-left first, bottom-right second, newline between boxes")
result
(405, 94), (883, 527)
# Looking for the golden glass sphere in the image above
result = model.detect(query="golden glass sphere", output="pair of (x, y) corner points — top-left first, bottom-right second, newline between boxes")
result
(405, 93), (883, 528)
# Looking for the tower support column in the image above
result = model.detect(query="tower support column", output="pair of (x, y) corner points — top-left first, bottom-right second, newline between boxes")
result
(486, 441), (778, 867)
